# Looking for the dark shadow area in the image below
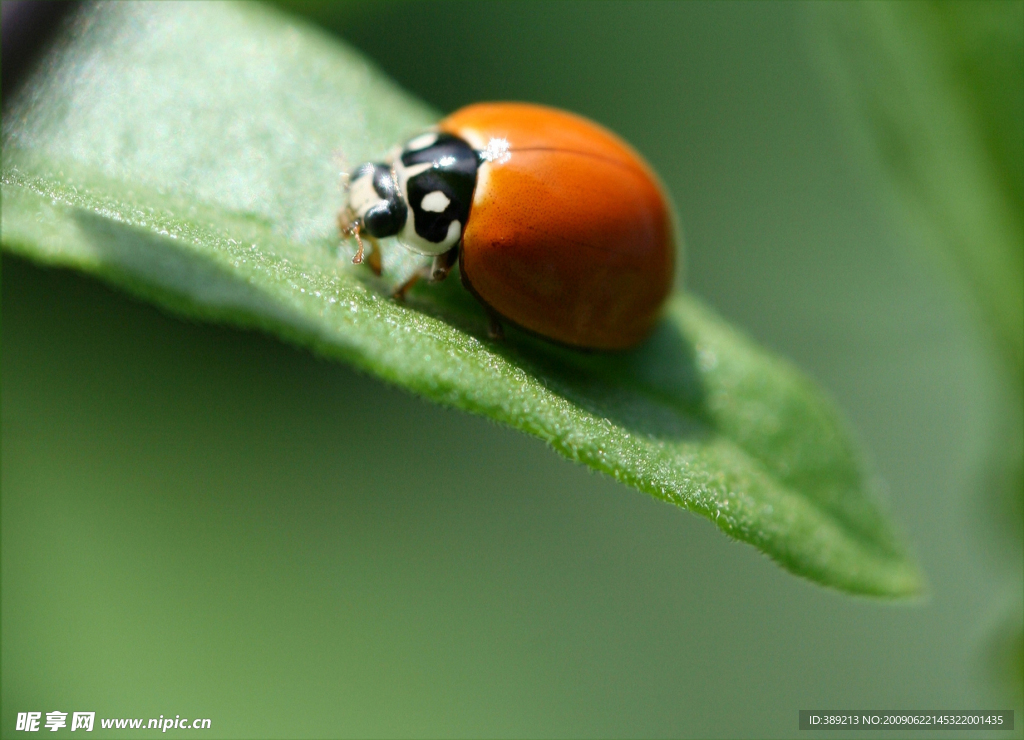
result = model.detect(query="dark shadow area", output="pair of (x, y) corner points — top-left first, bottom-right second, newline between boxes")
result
(399, 268), (710, 441)
(498, 316), (709, 441)
(1, 1), (78, 106)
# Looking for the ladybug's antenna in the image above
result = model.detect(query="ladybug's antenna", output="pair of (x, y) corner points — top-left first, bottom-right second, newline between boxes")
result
(350, 222), (366, 265)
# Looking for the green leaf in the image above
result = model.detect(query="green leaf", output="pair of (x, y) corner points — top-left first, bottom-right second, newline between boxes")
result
(1, 1), (922, 597)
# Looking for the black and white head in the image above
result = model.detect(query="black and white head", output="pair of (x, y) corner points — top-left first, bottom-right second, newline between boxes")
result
(345, 161), (407, 242)
(345, 131), (480, 256)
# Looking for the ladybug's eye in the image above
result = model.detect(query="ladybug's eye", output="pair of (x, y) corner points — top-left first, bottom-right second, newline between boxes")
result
(363, 200), (406, 239)
(347, 161), (408, 239)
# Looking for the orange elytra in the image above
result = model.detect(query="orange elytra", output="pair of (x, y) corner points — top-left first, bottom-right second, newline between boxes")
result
(339, 102), (676, 350)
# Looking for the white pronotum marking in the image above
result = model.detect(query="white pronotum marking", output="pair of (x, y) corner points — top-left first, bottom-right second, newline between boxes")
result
(421, 190), (451, 212)
(397, 161), (431, 187)
(393, 160), (431, 214)
(405, 132), (439, 152)
(440, 219), (462, 249)
(399, 217), (462, 255)
(456, 127), (487, 150)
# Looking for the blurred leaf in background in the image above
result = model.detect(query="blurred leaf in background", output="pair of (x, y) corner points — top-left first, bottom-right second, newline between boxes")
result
(809, 0), (1023, 699)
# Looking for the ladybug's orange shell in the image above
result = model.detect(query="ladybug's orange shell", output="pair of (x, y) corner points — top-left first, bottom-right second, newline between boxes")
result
(439, 102), (675, 350)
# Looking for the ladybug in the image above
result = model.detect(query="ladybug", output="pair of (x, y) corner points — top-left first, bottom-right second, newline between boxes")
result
(339, 102), (675, 350)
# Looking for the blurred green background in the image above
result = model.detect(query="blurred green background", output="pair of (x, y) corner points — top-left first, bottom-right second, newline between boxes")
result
(3, 2), (1021, 737)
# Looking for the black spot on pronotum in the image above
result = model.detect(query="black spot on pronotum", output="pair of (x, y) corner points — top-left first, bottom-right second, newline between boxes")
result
(402, 134), (479, 244)
(401, 133), (478, 176)
(407, 170), (470, 243)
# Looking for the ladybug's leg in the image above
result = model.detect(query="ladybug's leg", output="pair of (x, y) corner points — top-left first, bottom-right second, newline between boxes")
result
(429, 245), (459, 282)
(392, 245), (458, 300)
(392, 268), (425, 301)
(393, 245), (459, 300)
(366, 235), (383, 276)
(484, 305), (505, 340)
